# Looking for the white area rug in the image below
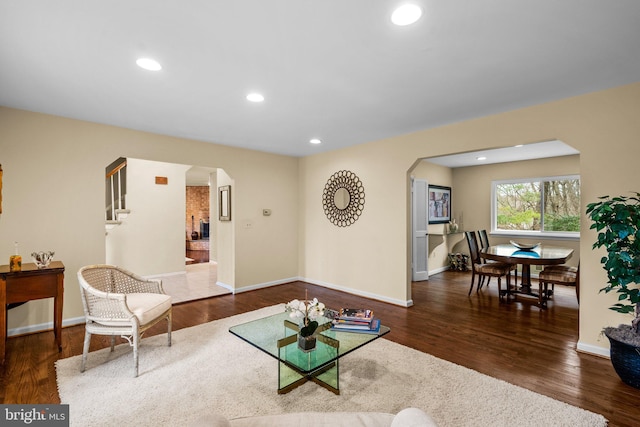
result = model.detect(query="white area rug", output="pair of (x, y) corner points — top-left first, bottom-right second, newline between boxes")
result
(56, 305), (607, 427)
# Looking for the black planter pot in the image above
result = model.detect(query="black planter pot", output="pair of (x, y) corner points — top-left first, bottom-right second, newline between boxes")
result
(605, 329), (640, 389)
(297, 334), (316, 352)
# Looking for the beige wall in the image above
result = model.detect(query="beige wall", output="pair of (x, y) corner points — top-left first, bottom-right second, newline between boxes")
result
(299, 150), (413, 305)
(0, 108), (299, 331)
(3, 82), (640, 354)
(106, 158), (190, 275)
(299, 82), (640, 354)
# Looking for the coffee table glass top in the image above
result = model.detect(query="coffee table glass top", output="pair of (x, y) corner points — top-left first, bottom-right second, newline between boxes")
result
(229, 311), (390, 374)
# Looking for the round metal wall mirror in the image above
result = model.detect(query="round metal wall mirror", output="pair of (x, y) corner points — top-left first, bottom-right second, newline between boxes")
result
(322, 170), (365, 227)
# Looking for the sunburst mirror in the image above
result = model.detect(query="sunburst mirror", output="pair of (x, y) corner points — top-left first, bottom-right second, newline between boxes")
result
(322, 170), (365, 227)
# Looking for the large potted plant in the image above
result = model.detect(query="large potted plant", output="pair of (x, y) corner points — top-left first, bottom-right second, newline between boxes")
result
(587, 192), (640, 388)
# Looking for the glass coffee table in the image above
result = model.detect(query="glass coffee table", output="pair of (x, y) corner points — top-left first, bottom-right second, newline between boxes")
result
(229, 311), (390, 394)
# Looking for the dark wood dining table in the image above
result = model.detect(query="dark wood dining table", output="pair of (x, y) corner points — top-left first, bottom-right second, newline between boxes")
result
(481, 243), (574, 305)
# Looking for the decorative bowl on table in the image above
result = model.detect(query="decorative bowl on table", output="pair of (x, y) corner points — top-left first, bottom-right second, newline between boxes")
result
(31, 251), (55, 268)
(509, 240), (540, 251)
(512, 250), (541, 258)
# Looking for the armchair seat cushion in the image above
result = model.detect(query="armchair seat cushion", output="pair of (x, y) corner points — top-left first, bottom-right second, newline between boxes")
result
(98, 293), (172, 327)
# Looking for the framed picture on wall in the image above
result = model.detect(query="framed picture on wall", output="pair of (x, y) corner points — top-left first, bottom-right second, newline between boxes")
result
(428, 185), (451, 224)
(218, 185), (231, 221)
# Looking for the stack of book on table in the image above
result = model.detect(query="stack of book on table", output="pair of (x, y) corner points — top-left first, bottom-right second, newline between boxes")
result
(330, 308), (381, 334)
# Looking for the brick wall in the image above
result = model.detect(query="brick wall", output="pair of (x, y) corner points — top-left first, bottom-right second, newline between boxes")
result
(186, 186), (210, 240)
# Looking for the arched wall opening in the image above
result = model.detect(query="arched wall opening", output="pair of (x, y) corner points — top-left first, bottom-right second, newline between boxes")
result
(406, 140), (581, 309)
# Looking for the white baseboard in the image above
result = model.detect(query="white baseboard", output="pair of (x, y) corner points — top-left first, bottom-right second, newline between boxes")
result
(215, 281), (234, 292)
(577, 341), (610, 358)
(226, 277), (300, 294)
(300, 277), (413, 307)
(8, 316), (85, 338)
(224, 276), (413, 307)
(429, 266), (450, 276)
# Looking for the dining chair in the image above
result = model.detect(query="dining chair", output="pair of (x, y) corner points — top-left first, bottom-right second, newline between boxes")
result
(464, 231), (513, 299)
(538, 262), (580, 306)
(477, 229), (491, 287)
(78, 264), (173, 377)
(476, 229), (517, 287)
(478, 229), (490, 251)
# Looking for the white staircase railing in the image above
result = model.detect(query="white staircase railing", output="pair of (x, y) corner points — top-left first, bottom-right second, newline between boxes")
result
(105, 158), (128, 228)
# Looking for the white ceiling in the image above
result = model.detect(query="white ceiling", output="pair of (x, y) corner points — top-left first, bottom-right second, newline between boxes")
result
(425, 139), (579, 168)
(186, 166), (216, 186)
(1, 1), (639, 158)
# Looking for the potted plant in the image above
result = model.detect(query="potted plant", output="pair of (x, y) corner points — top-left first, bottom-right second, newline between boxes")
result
(285, 293), (325, 352)
(587, 192), (640, 388)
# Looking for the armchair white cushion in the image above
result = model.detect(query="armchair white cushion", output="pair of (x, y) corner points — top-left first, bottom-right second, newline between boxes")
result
(78, 264), (172, 377)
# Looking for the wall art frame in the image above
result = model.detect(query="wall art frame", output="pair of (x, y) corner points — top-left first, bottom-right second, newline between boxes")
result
(218, 185), (231, 221)
(428, 185), (451, 224)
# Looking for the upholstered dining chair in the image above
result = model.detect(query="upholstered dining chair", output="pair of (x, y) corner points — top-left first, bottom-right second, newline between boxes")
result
(473, 229), (517, 289)
(464, 231), (513, 299)
(478, 229), (490, 251)
(538, 262), (580, 306)
(477, 229), (493, 285)
(77, 265), (172, 377)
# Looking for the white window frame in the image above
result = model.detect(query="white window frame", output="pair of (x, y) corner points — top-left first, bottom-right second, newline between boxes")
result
(491, 174), (580, 240)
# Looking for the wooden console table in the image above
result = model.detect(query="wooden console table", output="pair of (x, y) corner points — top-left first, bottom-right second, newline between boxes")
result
(0, 261), (65, 363)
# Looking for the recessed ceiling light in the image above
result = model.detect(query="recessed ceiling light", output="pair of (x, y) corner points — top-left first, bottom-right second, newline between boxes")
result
(391, 4), (423, 26)
(476, 156), (487, 161)
(136, 58), (162, 71)
(310, 138), (322, 145)
(514, 144), (524, 148)
(246, 93), (265, 103)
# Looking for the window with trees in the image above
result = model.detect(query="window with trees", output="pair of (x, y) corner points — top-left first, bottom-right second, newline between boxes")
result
(492, 175), (580, 237)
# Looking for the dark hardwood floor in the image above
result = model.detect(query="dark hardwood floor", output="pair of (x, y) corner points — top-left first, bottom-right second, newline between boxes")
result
(1, 270), (637, 425)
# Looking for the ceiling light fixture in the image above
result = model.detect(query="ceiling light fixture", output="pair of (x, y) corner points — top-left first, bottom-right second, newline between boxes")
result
(476, 156), (487, 161)
(246, 93), (265, 103)
(391, 4), (423, 26)
(136, 58), (162, 71)
(310, 138), (322, 145)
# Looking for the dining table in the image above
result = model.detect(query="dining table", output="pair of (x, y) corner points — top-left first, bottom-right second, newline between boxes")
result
(481, 243), (574, 306)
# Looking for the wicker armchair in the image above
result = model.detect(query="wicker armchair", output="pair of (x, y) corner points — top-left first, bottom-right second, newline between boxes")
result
(78, 265), (172, 377)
